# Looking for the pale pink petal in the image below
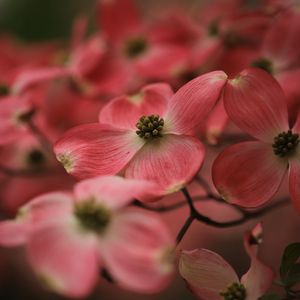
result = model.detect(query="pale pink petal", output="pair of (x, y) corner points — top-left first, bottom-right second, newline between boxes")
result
(99, 83), (172, 130)
(13, 67), (71, 94)
(74, 176), (158, 210)
(212, 141), (287, 207)
(165, 71), (227, 135)
(224, 68), (289, 142)
(27, 225), (99, 298)
(241, 224), (274, 299)
(98, 0), (142, 43)
(288, 161), (300, 214)
(54, 123), (145, 179)
(125, 134), (205, 195)
(100, 208), (174, 293)
(0, 221), (29, 247)
(179, 249), (239, 300)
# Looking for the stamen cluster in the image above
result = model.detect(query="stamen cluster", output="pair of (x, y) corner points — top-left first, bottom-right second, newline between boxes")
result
(74, 199), (111, 233)
(136, 114), (164, 139)
(272, 130), (299, 157)
(125, 37), (148, 58)
(220, 282), (246, 300)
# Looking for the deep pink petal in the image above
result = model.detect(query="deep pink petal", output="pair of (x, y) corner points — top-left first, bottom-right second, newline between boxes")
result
(98, 0), (142, 43)
(74, 176), (158, 210)
(179, 249), (239, 300)
(165, 71), (227, 135)
(288, 161), (300, 214)
(27, 225), (99, 298)
(54, 123), (144, 179)
(241, 224), (274, 299)
(13, 67), (71, 94)
(224, 68), (289, 142)
(125, 134), (205, 195)
(99, 83), (172, 130)
(212, 141), (287, 207)
(100, 208), (174, 293)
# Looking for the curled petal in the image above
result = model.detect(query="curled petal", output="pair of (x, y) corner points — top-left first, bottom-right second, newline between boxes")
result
(125, 134), (205, 196)
(212, 141), (287, 207)
(0, 221), (29, 247)
(241, 224), (274, 299)
(224, 68), (289, 142)
(100, 208), (174, 293)
(179, 249), (239, 300)
(27, 225), (99, 298)
(54, 123), (145, 179)
(74, 176), (158, 210)
(99, 83), (172, 130)
(165, 70), (227, 135)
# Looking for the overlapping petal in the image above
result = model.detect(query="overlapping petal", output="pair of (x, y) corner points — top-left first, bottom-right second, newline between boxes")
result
(54, 123), (145, 179)
(165, 70), (227, 135)
(124, 134), (205, 195)
(288, 162), (300, 214)
(27, 225), (99, 298)
(212, 141), (287, 207)
(99, 83), (172, 130)
(224, 68), (289, 142)
(100, 208), (174, 293)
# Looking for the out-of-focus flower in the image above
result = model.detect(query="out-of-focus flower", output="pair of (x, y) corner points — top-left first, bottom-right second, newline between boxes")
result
(179, 223), (274, 300)
(0, 176), (174, 297)
(54, 71), (227, 196)
(212, 68), (300, 212)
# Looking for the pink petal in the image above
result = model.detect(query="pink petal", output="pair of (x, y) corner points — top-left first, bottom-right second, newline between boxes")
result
(13, 67), (71, 94)
(99, 83), (172, 130)
(74, 176), (158, 210)
(0, 220), (29, 247)
(98, 0), (142, 43)
(27, 225), (99, 298)
(165, 71), (227, 135)
(241, 224), (274, 299)
(54, 123), (144, 179)
(288, 161), (300, 214)
(125, 134), (205, 195)
(100, 208), (174, 293)
(212, 141), (287, 207)
(224, 68), (289, 142)
(179, 249), (239, 300)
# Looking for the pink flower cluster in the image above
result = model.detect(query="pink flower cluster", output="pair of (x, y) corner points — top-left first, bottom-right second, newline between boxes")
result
(0, 0), (299, 299)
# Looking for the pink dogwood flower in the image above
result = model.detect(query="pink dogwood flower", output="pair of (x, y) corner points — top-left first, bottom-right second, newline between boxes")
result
(179, 223), (274, 300)
(54, 71), (227, 195)
(212, 68), (300, 212)
(0, 176), (174, 297)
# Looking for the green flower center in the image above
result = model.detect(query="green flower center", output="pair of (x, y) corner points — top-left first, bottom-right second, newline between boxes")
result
(220, 282), (246, 300)
(251, 58), (273, 74)
(125, 37), (148, 58)
(74, 199), (111, 233)
(136, 114), (164, 139)
(272, 130), (299, 157)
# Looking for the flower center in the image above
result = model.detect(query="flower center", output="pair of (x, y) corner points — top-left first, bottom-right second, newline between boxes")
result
(125, 37), (148, 58)
(272, 130), (299, 157)
(220, 282), (246, 300)
(136, 114), (164, 139)
(251, 58), (273, 74)
(27, 149), (46, 167)
(74, 199), (111, 233)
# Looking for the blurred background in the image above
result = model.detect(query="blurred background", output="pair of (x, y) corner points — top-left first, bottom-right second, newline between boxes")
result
(0, 0), (299, 300)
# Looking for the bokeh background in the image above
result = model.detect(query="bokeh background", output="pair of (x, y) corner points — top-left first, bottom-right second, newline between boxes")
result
(0, 0), (299, 300)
